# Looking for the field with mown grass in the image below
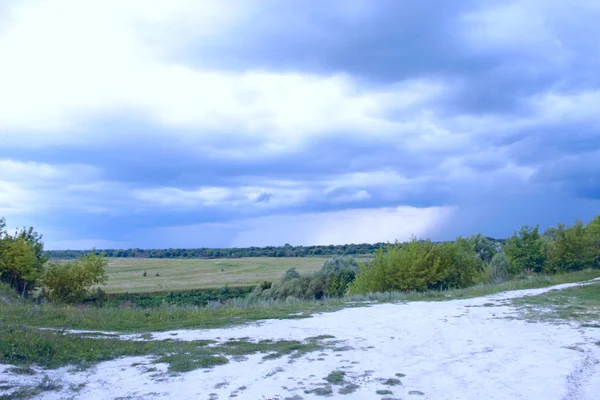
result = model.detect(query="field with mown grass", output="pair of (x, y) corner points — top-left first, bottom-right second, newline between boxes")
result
(93, 256), (369, 293)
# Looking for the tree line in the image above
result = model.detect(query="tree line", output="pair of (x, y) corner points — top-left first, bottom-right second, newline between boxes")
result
(45, 239), (505, 259)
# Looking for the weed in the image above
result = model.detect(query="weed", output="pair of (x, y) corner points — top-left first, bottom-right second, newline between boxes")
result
(383, 378), (402, 386)
(376, 389), (393, 395)
(324, 370), (346, 385)
(338, 383), (360, 394)
(305, 386), (333, 396)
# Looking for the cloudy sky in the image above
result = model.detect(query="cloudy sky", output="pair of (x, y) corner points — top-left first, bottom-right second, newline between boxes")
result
(1, 0), (599, 250)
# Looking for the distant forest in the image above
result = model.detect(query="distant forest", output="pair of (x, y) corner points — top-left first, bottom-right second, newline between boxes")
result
(45, 238), (505, 259)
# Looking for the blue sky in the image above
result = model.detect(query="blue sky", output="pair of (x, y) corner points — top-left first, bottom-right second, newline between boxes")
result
(1, 0), (599, 250)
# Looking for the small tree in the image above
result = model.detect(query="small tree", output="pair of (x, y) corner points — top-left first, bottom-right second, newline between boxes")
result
(41, 250), (108, 304)
(0, 238), (39, 296)
(0, 219), (47, 297)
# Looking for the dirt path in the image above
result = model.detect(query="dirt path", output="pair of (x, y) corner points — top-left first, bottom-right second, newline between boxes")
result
(2, 279), (600, 399)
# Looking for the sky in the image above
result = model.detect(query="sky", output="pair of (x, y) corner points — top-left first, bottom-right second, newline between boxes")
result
(1, 0), (599, 250)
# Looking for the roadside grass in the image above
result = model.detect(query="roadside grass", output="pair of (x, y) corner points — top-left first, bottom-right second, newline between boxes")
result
(1, 270), (598, 333)
(0, 324), (334, 372)
(511, 281), (600, 325)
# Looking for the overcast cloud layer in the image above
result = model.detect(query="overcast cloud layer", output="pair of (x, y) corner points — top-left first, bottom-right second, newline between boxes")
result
(1, 0), (599, 250)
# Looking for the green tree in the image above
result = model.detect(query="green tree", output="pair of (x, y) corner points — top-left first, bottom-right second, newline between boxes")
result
(349, 238), (480, 294)
(41, 250), (108, 304)
(468, 233), (497, 264)
(546, 220), (589, 273)
(0, 238), (39, 296)
(504, 225), (546, 274)
(585, 216), (600, 268)
(0, 219), (48, 296)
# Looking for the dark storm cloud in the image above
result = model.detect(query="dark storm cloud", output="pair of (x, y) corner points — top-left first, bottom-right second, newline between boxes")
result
(2, 0), (600, 248)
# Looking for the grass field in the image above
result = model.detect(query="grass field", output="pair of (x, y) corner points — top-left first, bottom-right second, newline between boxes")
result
(100, 256), (361, 293)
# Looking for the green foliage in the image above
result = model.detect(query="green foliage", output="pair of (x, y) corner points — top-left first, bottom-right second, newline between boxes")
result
(545, 221), (589, 273)
(40, 250), (108, 304)
(0, 219), (48, 297)
(585, 216), (600, 268)
(248, 256), (361, 301)
(487, 252), (510, 283)
(348, 238), (481, 294)
(468, 233), (497, 264)
(0, 218), (47, 297)
(319, 256), (360, 297)
(504, 225), (546, 274)
(0, 238), (39, 297)
(45, 242), (391, 259)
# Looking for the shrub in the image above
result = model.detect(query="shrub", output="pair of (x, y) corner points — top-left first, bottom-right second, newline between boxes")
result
(0, 219), (48, 297)
(348, 238), (481, 294)
(40, 251), (108, 304)
(487, 252), (510, 283)
(248, 256), (361, 301)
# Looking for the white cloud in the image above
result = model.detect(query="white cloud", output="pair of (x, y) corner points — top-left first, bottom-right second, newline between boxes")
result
(0, 0), (446, 154)
(131, 205), (454, 249)
(230, 206), (454, 247)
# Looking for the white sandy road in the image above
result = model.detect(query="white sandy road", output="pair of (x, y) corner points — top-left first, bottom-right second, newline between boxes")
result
(1, 279), (600, 400)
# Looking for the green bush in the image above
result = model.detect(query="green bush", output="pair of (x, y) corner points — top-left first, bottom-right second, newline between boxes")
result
(40, 251), (108, 304)
(348, 238), (481, 294)
(487, 252), (510, 283)
(0, 218), (48, 297)
(248, 256), (361, 301)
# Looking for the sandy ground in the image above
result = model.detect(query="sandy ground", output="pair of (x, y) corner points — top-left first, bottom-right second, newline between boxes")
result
(2, 280), (600, 400)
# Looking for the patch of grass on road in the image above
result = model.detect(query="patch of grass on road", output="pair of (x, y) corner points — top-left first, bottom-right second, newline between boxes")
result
(511, 281), (600, 324)
(0, 325), (334, 372)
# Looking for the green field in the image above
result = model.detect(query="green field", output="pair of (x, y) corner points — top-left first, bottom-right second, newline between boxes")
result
(100, 256), (352, 293)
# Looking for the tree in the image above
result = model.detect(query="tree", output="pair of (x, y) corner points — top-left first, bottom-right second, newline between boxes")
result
(0, 219), (48, 296)
(546, 221), (589, 272)
(349, 238), (480, 294)
(585, 216), (600, 268)
(504, 225), (546, 274)
(468, 233), (497, 264)
(0, 238), (39, 296)
(40, 250), (108, 304)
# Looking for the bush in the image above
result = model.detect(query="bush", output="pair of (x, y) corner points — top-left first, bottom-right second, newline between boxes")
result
(40, 251), (108, 304)
(248, 256), (361, 301)
(487, 252), (510, 283)
(348, 238), (481, 294)
(0, 219), (48, 297)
